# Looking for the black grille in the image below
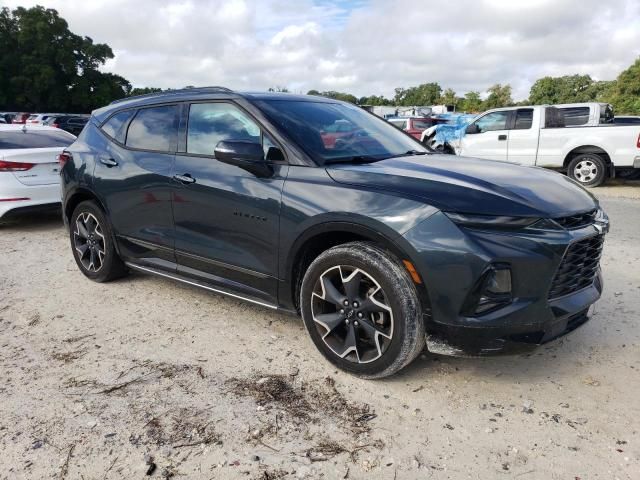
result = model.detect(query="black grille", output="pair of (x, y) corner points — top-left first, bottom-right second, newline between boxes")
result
(553, 209), (597, 230)
(548, 235), (604, 299)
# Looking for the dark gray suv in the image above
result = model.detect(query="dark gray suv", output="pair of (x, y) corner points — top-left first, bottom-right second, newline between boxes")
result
(60, 87), (609, 378)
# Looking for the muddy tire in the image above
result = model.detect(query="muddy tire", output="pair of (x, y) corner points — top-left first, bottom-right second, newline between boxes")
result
(70, 200), (127, 282)
(300, 242), (425, 379)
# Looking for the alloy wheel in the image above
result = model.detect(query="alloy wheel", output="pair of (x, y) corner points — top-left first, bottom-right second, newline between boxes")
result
(574, 158), (598, 184)
(73, 212), (106, 272)
(311, 265), (394, 363)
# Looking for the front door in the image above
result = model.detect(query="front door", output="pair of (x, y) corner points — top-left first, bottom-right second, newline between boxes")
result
(171, 101), (287, 304)
(459, 110), (510, 161)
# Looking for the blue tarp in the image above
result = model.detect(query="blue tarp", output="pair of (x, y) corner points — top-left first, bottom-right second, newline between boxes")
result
(430, 114), (476, 145)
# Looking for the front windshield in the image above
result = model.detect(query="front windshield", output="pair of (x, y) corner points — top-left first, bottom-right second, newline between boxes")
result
(256, 99), (428, 164)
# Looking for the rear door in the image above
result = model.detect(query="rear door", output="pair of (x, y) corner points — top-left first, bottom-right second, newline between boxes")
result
(0, 129), (75, 185)
(506, 108), (538, 165)
(94, 105), (178, 271)
(458, 110), (510, 160)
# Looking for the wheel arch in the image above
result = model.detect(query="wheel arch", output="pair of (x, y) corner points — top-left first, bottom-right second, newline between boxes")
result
(283, 220), (430, 315)
(64, 188), (108, 225)
(563, 145), (611, 169)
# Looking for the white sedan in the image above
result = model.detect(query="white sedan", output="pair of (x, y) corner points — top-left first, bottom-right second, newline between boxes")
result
(0, 124), (76, 220)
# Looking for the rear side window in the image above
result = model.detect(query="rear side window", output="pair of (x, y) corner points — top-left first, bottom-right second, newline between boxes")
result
(513, 109), (533, 130)
(599, 105), (614, 124)
(411, 120), (433, 130)
(389, 119), (408, 130)
(0, 130), (75, 149)
(559, 107), (590, 126)
(101, 110), (135, 143)
(126, 105), (179, 152)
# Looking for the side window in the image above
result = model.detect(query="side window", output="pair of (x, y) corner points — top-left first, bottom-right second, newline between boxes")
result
(559, 107), (589, 126)
(389, 120), (407, 130)
(187, 103), (261, 156)
(263, 134), (285, 161)
(474, 111), (509, 133)
(101, 110), (135, 143)
(513, 109), (533, 130)
(126, 105), (178, 152)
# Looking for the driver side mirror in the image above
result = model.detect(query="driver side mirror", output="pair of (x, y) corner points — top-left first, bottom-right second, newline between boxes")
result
(465, 124), (480, 134)
(214, 140), (273, 177)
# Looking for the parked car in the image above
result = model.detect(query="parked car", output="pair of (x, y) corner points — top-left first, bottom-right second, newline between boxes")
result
(11, 113), (31, 124)
(440, 103), (640, 187)
(44, 115), (89, 136)
(61, 88), (608, 378)
(0, 112), (17, 124)
(387, 116), (444, 140)
(320, 119), (360, 148)
(0, 125), (76, 220)
(26, 113), (60, 125)
(613, 116), (640, 125)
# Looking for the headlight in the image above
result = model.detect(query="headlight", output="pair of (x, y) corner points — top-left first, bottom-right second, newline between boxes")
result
(444, 212), (539, 229)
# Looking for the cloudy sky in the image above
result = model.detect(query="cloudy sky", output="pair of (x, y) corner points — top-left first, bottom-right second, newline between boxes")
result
(4, 0), (640, 99)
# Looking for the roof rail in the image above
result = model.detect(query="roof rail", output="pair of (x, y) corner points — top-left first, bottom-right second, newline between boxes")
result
(109, 86), (234, 105)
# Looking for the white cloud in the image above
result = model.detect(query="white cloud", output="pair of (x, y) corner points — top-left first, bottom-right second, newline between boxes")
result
(3, 0), (640, 99)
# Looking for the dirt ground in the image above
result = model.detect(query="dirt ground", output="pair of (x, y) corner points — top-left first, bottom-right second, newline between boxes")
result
(0, 182), (638, 480)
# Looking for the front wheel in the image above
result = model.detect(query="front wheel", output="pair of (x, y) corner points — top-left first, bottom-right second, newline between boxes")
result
(567, 153), (607, 187)
(300, 242), (425, 379)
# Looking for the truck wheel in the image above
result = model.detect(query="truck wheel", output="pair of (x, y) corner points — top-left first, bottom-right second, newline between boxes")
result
(300, 242), (425, 379)
(567, 154), (607, 187)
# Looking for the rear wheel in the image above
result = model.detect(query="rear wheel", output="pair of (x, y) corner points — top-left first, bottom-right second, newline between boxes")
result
(300, 242), (425, 379)
(70, 201), (127, 282)
(567, 153), (607, 187)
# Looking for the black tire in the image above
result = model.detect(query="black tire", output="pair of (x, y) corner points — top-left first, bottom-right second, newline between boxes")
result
(69, 200), (127, 282)
(300, 242), (425, 379)
(567, 153), (607, 187)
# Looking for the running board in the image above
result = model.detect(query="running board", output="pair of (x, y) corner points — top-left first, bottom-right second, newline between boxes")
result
(125, 262), (278, 310)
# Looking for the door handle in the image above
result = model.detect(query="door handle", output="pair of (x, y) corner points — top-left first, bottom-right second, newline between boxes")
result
(498, 134), (507, 141)
(99, 157), (118, 167)
(173, 173), (196, 184)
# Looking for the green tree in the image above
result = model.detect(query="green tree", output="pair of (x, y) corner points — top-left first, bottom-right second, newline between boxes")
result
(306, 90), (358, 104)
(604, 57), (640, 114)
(128, 87), (163, 97)
(394, 82), (442, 106)
(440, 88), (457, 106)
(528, 74), (612, 105)
(0, 6), (131, 112)
(459, 91), (483, 112)
(358, 95), (393, 106)
(484, 84), (513, 109)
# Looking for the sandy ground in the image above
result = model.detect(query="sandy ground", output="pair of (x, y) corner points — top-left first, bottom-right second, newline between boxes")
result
(0, 183), (639, 480)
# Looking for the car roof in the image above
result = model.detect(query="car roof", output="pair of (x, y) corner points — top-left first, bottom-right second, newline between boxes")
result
(92, 87), (343, 123)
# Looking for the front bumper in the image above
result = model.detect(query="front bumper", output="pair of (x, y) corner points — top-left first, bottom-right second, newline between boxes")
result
(403, 211), (607, 356)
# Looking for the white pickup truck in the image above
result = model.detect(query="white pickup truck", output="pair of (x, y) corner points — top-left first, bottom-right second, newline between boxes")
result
(434, 103), (640, 187)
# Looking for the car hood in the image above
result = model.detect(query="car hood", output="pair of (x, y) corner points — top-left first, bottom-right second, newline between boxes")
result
(326, 154), (598, 217)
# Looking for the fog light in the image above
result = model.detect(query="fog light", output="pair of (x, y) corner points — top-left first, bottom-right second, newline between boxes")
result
(485, 268), (511, 295)
(462, 265), (513, 316)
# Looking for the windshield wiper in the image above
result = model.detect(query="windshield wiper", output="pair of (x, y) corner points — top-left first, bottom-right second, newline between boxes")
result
(382, 150), (429, 160)
(324, 155), (382, 165)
